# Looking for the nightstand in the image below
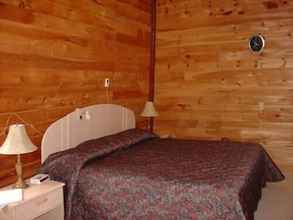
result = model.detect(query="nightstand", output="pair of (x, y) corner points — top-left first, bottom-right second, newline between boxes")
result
(0, 181), (65, 220)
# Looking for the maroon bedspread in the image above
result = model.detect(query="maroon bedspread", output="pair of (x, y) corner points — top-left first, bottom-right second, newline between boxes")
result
(40, 129), (284, 220)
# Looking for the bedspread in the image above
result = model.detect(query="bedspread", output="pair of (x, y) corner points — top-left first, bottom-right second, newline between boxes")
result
(40, 129), (284, 220)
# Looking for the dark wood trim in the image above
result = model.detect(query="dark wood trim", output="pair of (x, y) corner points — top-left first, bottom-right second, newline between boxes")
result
(149, 0), (156, 132)
(149, 0), (156, 101)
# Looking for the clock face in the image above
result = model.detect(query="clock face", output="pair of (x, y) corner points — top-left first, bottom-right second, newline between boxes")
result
(249, 35), (265, 52)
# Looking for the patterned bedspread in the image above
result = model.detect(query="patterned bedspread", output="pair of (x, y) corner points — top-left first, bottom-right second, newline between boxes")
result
(40, 129), (284, 220)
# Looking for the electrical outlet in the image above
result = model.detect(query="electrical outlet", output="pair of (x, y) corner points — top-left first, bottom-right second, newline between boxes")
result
(104, 78), (111, 88)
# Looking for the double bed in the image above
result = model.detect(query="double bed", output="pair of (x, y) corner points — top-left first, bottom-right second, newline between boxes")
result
(40, 104), (284, 220)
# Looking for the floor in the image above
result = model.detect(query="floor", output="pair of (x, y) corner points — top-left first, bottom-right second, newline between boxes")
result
(255, 173), (293, 220)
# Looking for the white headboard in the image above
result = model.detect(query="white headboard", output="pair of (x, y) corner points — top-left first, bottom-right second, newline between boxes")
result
(41, 104), (135, 162)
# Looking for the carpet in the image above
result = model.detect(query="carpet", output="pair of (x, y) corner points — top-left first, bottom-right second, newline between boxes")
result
(255, 173), (293, 220)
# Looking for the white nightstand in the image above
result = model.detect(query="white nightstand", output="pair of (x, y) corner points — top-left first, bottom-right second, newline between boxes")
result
(0, 181), (65, 220)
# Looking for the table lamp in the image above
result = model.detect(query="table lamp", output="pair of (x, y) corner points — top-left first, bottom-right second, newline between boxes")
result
(0, 124), (38, 188)
(141, 101), (159, 131)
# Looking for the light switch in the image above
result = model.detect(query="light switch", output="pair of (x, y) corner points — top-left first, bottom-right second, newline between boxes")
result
(104, 78), (111, 88)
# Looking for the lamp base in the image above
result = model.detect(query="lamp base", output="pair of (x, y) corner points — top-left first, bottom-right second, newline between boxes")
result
(14, 154), (28, 189)
(145, 117), (154, 132)
(14, 179), (28, 189)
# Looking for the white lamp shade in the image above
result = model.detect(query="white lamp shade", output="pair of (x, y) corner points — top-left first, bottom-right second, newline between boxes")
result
(141, 101), (159, 117)
(0, 124), (38, 155)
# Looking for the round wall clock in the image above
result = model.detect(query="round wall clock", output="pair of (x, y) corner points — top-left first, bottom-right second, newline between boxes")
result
(249, 34), (265, 53)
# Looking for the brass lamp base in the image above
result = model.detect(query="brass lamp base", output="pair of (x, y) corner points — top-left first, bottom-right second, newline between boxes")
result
(146, 117), (154, 132)
(14, 179), (28, 189)
(14, 154), (28, 189)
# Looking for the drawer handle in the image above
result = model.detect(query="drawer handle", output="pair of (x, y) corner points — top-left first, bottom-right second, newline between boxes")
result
(36, 197), (48, 206)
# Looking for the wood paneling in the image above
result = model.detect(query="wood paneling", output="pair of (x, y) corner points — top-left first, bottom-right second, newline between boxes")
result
(0, 0), (151, 187)
(155, 0), (293, 172)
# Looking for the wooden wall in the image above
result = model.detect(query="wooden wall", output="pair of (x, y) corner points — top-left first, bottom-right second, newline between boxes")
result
(0, 0), (151, 187)
(155, 0), (293, 172)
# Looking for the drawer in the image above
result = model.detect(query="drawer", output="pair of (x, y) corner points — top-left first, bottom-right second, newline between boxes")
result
(0, 208), (12, 220)
(14, 188), (62, 220)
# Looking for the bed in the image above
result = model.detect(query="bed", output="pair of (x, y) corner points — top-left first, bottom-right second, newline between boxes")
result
(40, 104), (284, 220)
